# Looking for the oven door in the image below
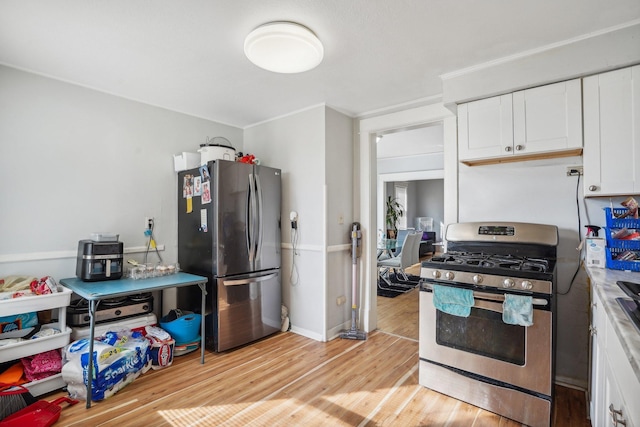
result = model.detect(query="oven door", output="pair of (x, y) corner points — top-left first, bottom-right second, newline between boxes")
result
(419, 282), (552, 397)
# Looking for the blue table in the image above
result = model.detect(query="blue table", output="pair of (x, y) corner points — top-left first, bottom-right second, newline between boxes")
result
(60, 272), (208, 408)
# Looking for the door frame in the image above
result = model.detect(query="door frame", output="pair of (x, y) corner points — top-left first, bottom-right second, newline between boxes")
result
(357, 103), (458, 332)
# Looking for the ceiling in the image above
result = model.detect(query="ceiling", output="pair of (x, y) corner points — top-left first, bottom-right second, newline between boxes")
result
(1, 1), (638, 129)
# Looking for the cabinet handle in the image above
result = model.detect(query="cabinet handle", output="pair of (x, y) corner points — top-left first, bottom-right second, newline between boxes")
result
(589, 325), (597, 336)
(609, 404), (627, 426)
(515, 144), (524, 151)
(504, 146), (512, 152)
(589, 185), (599, 192)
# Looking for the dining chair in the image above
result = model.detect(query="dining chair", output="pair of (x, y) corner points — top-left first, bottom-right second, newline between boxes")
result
(377, 232), (420, 288)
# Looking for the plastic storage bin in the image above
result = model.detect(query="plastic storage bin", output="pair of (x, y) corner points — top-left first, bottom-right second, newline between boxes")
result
(605, 247), (640, 272)
(603, 227), (640, 251)
(604, 207), (640, 229)
(416, 217), (434, 231)
(160, 312), (201, 345)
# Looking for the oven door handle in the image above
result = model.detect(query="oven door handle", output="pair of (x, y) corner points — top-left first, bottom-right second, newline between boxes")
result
(423, 283), (548, 308)
(473, 290), (549, 307)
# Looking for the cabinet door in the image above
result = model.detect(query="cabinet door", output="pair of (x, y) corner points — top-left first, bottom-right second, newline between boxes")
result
(589, 291), (606, 427)
(606, 309), (640, 427)
(584, 65), (640, 197)
(512, 79), (582, 155)
(604, 360), (633, 427)
(458, 94), (513, 161)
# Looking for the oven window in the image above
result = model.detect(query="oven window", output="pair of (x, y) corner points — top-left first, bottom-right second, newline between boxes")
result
(436, 306), (525, 365)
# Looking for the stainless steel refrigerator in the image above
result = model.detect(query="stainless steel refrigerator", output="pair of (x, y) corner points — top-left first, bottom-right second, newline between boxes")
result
(177, 159), (281, 352)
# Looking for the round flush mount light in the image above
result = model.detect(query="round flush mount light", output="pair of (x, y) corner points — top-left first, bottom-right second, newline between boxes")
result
(244, 22), (324, 74)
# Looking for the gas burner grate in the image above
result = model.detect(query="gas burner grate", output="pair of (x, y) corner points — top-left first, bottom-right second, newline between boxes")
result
(427, 251), (550, 273)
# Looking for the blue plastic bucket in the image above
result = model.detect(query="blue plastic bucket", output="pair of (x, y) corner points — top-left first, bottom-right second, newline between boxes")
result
(160, 312), (201, 345)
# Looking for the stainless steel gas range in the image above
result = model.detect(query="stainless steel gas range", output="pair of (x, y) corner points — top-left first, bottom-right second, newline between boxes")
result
(419, 222), (558, 427)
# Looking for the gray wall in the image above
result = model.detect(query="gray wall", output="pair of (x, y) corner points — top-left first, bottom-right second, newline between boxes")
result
(414, 179), (445, 240)
(244, 105), (354, 341)
(0, 65), (242, 308)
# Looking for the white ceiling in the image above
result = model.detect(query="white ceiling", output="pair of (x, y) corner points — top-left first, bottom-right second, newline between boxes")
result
(1, 1), (638, 128)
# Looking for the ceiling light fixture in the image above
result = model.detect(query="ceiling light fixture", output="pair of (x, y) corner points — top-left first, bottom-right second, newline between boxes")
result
(244, 22), (324, 74)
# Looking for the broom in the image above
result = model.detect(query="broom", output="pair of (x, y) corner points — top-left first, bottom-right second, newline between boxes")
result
(340, 223), (367, 340)
(0, 385), (36, 420)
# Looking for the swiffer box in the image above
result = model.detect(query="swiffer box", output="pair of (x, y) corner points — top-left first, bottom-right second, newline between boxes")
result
(585, 238), (606, 269)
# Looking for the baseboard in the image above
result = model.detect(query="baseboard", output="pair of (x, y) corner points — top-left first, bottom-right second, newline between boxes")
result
(555, 375), (588, 391)
(326, 320), (353, 341)
(290, 325), (325, 342)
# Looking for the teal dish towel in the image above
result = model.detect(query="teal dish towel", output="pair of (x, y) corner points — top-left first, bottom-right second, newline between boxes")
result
(432, 285), (474, 317)
(502, 294), (533, 326)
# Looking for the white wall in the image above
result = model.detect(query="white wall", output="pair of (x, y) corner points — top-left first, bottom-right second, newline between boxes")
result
(244, 105), (354, 341)
(0, 66), (241, 292)
(324, 108), (355, 337)
(442, 21), (640, 108)
(441, 24), (640, 388)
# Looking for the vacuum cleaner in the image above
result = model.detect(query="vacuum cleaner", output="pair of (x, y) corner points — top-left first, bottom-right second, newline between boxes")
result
(340, 222), (367, 340)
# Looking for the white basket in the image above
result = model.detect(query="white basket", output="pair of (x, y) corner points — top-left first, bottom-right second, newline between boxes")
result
(0, 323), (71, 363)
(0, 286), (72, 317)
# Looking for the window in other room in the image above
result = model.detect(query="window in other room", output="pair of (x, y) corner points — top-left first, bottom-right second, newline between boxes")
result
(395, 183), (408, 229)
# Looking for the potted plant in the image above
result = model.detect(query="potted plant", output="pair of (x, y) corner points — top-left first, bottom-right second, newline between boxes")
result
(385, 196), (404, 240)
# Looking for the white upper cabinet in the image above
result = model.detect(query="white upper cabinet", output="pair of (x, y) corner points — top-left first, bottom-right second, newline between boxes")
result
(458, 94), (513, 161)
(458, 79), (583, 164)
(512, 79), (582, 153)
(583, 65), (640, 197)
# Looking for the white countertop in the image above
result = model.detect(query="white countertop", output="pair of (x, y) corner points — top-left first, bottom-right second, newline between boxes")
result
(585, 267), (640, 384)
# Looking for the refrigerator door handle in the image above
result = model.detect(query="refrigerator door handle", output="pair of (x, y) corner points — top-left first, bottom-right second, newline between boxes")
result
(222, 272), (278, 286)
(247, 174), (256, 264)
(254, 173), (263, 262)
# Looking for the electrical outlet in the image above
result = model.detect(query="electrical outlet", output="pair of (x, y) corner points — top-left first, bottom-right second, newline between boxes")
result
(338, 213), (344, 224)
(145, 217), (154, 230)
(336, 295), (346, 306)
(566, 166), (583, 176)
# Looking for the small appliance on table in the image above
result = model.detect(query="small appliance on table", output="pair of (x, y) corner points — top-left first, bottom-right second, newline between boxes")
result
(75, 233), (123, 282)
(419, 221), (558, 427)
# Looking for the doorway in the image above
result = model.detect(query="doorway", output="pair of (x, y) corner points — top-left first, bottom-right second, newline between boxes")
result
(357, 103), (458, 333)
(376, 135), (444, 341)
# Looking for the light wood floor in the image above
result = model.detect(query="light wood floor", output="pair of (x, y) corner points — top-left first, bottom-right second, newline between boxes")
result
(45, 260), (590, 427)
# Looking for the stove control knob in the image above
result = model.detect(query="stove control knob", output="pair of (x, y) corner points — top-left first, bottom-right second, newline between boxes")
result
(502, 278), (515, 288)
(432, 270), (441, 279)
(445, 271), (455, 280)
(521, 280), (533, 290)
(473, 274), (483, 284)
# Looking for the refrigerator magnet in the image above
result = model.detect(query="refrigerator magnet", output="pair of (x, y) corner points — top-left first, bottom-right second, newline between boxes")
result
(201, 181), (211, 204)
(186, 196), (193, 214)
(199, 165), (210, 182)
(193, 176), (202, 196)
(200, 208), (208, 232)
(183, 174), (193, 198)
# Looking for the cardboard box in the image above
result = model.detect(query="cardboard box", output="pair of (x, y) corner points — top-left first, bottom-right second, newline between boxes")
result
(173, 152), (200, 172)
(585, 238), (606, 269)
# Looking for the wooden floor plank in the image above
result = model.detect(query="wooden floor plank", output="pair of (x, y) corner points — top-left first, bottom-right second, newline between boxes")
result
(46, 259), (591, 426)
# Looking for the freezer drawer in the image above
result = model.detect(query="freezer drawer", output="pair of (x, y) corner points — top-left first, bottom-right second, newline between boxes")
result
(214, 269), (281, 352)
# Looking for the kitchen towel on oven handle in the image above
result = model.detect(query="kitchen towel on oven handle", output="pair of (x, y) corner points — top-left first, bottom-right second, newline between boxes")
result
(432, 285), (474, 317)
(502, 294), (533, 326)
